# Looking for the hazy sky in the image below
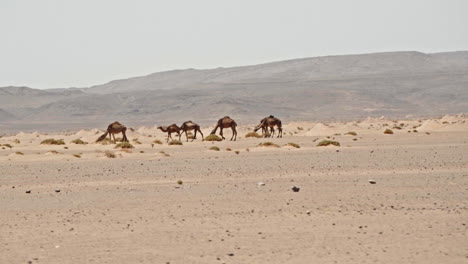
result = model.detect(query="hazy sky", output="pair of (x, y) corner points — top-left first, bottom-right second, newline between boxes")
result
(1, 0), (467, 88)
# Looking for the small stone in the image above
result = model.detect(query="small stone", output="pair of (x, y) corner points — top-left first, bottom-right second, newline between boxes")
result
(55, 189), (61, 193)
(306, 210), (311, 215)
(368, 180), (376, 184)
(257, 182), (265, 186)
(25, 190), (31, 194)
(227, 253), (234, 256)
(291, 186), (300, 192)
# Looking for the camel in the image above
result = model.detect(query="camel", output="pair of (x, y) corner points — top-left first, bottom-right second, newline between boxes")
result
(96, 121), (129, 142)
(157, 124), (181, 142)
(210, 116), (238, 141)
(254, 115), (283, 138)
(179, 121), (204, 142)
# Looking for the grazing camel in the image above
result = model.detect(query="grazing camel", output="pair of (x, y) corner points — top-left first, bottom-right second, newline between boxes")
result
(157, 124), (181, 142)
(96, 121), (129, 142)
(210, 116), (238, 141)
(180, 121), (204, 142)
(254, 115), (283, 138)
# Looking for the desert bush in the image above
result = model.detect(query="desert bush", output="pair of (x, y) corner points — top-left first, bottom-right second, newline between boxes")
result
(168, 140), (183, 145)
(384, 129), (394, 134)
(153, 139), (163, 145)
(177, 180), (183, 185)
(41, 138), (65, 145)
(15, 151), (24, 155)
(1, 144), (13, 149)
(204, 134), (222, 141)
(345, 131), (357, 136)
(71, 139), (88, 145)
(297, 127), (304, 130)
(226, 148), (232, 151)
(209, 146), (220, 151)
(73, 154), (81, 158)
(317, 140), (340, 147)
(413, 129), (418, 133)
(393, 126), (402, 130)
(104, 150), (116, 158)
(13, 139), (20, 144)
(114, 142), (135, 149)
(132, 138), (142, 144)
(257, 142), (280, 148)
(245, 132), (262, 138)
(286, 142), (300, 148)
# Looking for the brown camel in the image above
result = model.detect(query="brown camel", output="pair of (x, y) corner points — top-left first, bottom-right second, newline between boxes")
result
(180, 121), (204, 142)
(96, 121), (129, 142)
(254, 115), (283, 138)
(210, 116), (237, 141)
(157, 124), (181, 142)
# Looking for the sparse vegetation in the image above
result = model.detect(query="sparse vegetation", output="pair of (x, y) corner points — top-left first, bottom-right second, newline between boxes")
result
(168, 140), (183, 146)
(209, 146), (220, 151)
(177, 180), (183, 185)
(48, 150), (60, 154)
(297, 127), (304, 130)
(286, 142), (300, 148)
(257, 142), (280, 148)
(245, 132), (262, 138)
(345, 131), (357, 136)
(384, 129), (394, 134)
(15, 151), (24, 155)
(71, 139), (88, 145)
(1, 144), (13, 149)
(115, 142), (135, 149)
(41, 138), (65, 145)
(226, 148), (232, 151)
(413, 129), (418, 133)
(153, 139), (163, 145)
(139, 151), (144, 153)
(64, 146), (68, 149)
(204, 134), (222, 141)
(105, 150), (116, 158)
(73, 154), (81, 158)
(317, 140), (340, 147)
(132, 138), (142, 144)
(97, 138), (113, 145)
(13, 139), (20, 144)
(159, 151), (170, 157)
(235, 150), (240, 154)
(246, 148), (250, 152)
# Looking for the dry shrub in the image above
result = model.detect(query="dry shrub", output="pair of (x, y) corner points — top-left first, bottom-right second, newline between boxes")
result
(226, 148), (232, 151)
(115, 142), (134, 149)
(104, 150), (116, 158)
(41, 138), (65, 145)
(235, 150), (240, 154)
(13, 139), (20, 144)
(204, 134), (222, 141)
(15, 151), (24, 155)
(168, 140), (183, 146)
(384, 129), (394, 134)
(1, 144), (13, 149)
(345, 131), (357, 136)
(73, 154), (81, 158)
(159, 151), (170, 157)
(48, 150), (60, 154)
(153, 139), (163, 145)
(209, 146), (220, 151)
(71, 139), (88, 145)
(286, 142), (300, 148)
(132, 138), (142, 144)
(97, 138), (113, 145)
(257, 142), (280, 148)
(245, 132), (262, 138)
(317, 140), (340, 147)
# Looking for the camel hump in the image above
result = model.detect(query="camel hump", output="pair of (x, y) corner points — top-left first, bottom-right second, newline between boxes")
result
(223, 116), (230, 119)
(269, 115), (274, 118)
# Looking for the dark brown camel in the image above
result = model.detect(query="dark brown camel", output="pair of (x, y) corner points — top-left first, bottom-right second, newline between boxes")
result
(180, 121), (204, 142)
(254, 115), (283, 138)
(96, 121), (129, 142)
(157, 124), (181, 142)
(210, 116), (237, 141)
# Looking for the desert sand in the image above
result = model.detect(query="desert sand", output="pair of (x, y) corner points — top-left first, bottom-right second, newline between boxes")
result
(1, 116), (467, 263)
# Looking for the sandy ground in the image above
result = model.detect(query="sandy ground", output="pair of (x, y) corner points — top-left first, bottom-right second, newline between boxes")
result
(1, 116), (467, 263)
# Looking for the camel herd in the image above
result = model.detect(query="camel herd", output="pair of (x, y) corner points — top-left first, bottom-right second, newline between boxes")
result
(96, 115), (283, 143)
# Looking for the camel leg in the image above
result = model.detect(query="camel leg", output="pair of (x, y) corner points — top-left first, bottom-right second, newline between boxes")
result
(278, 128), (282, 138)
(198, 128), (204, 141)
(220, 128), (225, 140)
(192, 129), (197, 141)
(270, 127), (275, 138)
(166, 132), (170, 142)
(231, 126), (237, 141)
(185, 130), (189, 142)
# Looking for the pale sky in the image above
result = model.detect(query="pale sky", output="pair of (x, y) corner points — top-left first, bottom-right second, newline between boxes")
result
(1, 0), (467, 89)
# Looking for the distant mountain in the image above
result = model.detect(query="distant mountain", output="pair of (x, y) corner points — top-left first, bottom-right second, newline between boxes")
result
(0, 51), (467, 132)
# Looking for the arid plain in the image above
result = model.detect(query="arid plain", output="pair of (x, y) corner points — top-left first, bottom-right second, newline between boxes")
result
(1, 115), (467, 263)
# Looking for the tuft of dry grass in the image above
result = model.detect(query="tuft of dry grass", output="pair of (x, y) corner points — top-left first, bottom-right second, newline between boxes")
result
(115, 142), (135, 149)
(71, 139), (88, 145)
(153, 139), (163, 145)
(204, 134), (222, 141)
(104, 150), (116, 158)
(209, 146), (220, 151)
(168, 140), (183, 146)
(177, 180), (183, 185)
(286, 142), (300, 148)
(132, 138), (142, 144)
(97, 138), (113, 145)
(13, 139), (20, 144)
(384, 129), (394, 134)
(297, 127), (304, 130)
(15, 151), (24, 155)
(159, 151), (170, 157)
(1, 143), (13, 149)
(245, 132), (262, 138)
(345, 131), (357, 136)
(257, 142), (280, 148)
(317, 140), (340, 147)
(41, 138), (65, 145)
(48, 150), (60, 154)
(226, 148), (232, 151)
(73, 154), (81, 158)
